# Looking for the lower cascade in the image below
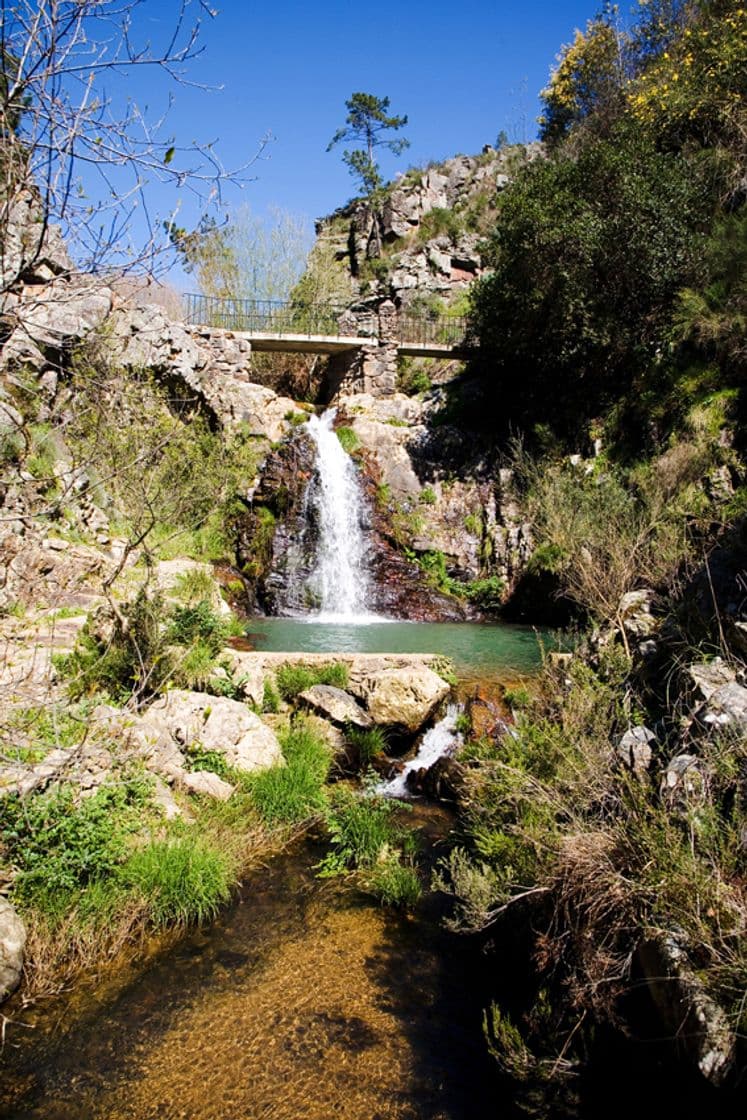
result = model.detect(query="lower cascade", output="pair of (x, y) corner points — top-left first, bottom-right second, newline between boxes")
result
(305, 408), (373, 621)
(379, 704), (463, 798)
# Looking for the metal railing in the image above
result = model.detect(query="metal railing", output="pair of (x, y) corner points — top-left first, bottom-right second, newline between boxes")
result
(182, 293), (349, 337)
(394, 310), (470, 348)
(182, 292), (471, 349)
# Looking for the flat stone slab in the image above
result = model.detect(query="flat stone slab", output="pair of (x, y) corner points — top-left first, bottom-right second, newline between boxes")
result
(298, 684), (372, 728)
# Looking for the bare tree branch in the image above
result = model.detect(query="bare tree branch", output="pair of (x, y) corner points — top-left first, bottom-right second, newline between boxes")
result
(0, 0), (264, 292)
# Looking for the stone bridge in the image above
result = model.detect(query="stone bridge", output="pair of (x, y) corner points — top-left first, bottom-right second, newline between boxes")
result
(183, 293), (473, 397)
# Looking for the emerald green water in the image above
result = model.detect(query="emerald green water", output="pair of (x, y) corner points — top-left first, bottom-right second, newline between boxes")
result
(245, 618), (549, 680)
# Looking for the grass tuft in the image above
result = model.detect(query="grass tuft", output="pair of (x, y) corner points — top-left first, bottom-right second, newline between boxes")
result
(249, 719), (332, 823)
(121, 835), (234, 928)
(275, 661), (348, 701)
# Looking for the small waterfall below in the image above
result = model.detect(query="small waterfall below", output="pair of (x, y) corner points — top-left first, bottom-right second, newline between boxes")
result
(305, 408), (373, 622)
(378, 704), (463, 799)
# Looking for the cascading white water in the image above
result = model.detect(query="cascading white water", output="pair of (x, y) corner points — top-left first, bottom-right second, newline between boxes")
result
(378, 704), (463, 799)
(305, 408), (372, 622)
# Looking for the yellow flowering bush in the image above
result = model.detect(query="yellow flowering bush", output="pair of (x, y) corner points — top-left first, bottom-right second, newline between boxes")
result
(539, 18), (624, 142)
(629, 4), (747, 153)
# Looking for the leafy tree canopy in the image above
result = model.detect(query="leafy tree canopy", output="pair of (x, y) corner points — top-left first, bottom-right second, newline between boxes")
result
(327, 92), (409, 196)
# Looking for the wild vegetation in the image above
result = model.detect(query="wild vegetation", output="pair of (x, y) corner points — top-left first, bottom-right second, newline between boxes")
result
(431, 0), (747, 1092)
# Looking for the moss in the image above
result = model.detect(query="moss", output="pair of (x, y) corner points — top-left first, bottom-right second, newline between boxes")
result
(335, 426), (360, 454)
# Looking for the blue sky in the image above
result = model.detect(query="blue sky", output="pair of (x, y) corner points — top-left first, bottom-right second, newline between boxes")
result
(98, 0), (609, 282)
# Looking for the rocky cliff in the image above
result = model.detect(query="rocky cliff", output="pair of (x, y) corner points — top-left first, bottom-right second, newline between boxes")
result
(316, 143), (542, 310)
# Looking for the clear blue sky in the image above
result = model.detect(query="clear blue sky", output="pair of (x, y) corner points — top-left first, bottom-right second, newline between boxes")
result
(109, 0), (608, 282)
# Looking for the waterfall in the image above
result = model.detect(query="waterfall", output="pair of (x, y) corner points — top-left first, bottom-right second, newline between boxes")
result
(378, 704), (463, 799)
(305, 408), (372, 621)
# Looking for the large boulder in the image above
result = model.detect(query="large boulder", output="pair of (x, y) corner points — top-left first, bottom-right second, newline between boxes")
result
(354, 666), (450, 733)
(134, 690), (283, 775)
(637, 934), (736, 1085)
(0, 898), (26, 1003)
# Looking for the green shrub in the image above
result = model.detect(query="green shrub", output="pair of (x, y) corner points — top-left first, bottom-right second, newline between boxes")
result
(249, 720), (331, 824)
(170, 640), (219, 691)
(503, 686), (531, 710)
(363, 852), (422, 908)
(167, 599), (233, 655)
(58, 591), (169, 703)
(417, 206), (463, 246)
(397, 360), (432, 396)
(419, 487), (437, 505)
(275, 661), (348, 701)
(1, 777), (154, 921)
(470, 121), (712, 443)
(122, 835), (233, 928)
(376, 482), (392, 506)
(463, 576), (505, 612)
(185, 743), (231, 779)
(25, 423), (58, 486)
(65, 348), (262, 566)
(317, 788), (399, 876)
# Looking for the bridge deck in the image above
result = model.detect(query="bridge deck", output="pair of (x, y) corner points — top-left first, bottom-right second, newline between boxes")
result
(227, 330), (372, 355)
(184, 295), (472, 359)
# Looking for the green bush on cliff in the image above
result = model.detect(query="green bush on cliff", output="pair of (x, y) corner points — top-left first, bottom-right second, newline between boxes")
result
(469, 122), (713, 444)
(66, 343), (261, 565)
(57, 592), (244, 704)
(437, 646), (747, 1025)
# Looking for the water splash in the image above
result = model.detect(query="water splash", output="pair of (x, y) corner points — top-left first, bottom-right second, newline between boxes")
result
(378, 704), (463, 799)
(305, 408), (374, 622)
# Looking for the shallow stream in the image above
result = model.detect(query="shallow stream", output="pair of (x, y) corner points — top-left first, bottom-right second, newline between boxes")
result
(0, 816), (502, 1120)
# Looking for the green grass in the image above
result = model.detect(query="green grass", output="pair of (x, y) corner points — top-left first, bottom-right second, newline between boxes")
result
(344, 724), (388, 766)
(249, 720), (332, 824)
(317, 788), (399, 876)
(335, 426), (360, 454)
(121, 835), (234, 928)
(262, 678), (281, 713)
(0, 776), (155, 922)
(275, 661), (349, 701)
(45, 605), (87, 620)
(172, 567), (218, 605)
(363, 853), (422, 908)
(317, 789), (422, 908)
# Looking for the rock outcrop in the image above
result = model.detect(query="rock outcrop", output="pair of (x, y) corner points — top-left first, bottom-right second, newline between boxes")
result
(0, 898), (26, 1003)
(126, 690), (284, 777)
(317, 145), (543, 311)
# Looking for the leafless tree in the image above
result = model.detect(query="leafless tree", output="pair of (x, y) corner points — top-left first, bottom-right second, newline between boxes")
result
(0, 0), (261, 294)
